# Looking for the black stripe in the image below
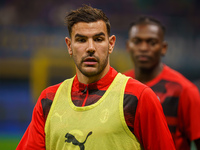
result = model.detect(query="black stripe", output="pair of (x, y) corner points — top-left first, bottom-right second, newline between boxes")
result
(41, 98), (52, 119)
(168, 125), (176, 133)
(162, 96), (179, 117)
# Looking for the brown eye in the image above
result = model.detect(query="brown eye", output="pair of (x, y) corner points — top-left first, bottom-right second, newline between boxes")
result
(76, 38), (86, 43)
(94, 37), (104, 42)
(148, 40), (158, 46)
(132, 39), (141, 45)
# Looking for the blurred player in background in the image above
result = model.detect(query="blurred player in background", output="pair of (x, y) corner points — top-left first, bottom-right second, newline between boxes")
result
(194, 79), (200, 92)
(124, 15), (200, 150)
(16, 5), (175, 150)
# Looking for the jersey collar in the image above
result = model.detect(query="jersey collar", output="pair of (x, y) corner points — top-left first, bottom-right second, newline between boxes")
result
(73, 67), (118, 92)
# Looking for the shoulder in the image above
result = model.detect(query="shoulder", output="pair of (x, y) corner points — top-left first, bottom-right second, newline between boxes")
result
(37, 83), (62, 112)
(125, 77), (153, 98)
(123, 69), (134, 78)
(35, 82), (62, 120)
(40, 83), (62, 101)
(162, 65), (196, 89)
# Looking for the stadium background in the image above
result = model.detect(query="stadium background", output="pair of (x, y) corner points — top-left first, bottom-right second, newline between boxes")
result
(0, 0), (200, 149)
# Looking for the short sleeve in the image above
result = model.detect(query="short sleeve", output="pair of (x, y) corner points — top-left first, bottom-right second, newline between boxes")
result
(134, 87), (175, 150)
(178, 84), (200, 140)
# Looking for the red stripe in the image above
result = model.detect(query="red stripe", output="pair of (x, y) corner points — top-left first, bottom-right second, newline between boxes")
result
(82, 87), (88, 107)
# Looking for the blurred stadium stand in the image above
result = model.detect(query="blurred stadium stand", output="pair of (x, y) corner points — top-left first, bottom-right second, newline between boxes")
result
(0, 0), (200, 149)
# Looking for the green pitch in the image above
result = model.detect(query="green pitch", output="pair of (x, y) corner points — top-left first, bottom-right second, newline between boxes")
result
(0, 136), (197, 150)
(0, 137), (20, 150)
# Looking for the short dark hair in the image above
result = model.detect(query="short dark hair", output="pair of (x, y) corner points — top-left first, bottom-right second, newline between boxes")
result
(129, 15), (166, 35)
(65, 5), (111, 37)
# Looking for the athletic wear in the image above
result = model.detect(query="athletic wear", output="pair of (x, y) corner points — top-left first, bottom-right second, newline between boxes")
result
(17, 67), (175, 150)
(45, 74), (142, 150)
(124, 64), (200, 150)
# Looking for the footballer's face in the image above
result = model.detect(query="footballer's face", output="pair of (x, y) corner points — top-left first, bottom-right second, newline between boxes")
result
(127, 24), (167, 70)
(65, 20), (116, 83)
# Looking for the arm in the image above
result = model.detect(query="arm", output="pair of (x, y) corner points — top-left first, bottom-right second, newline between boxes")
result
(16, 91), (46, 150)
(179, 84), (200, 149)
(134, 87), (175, 150)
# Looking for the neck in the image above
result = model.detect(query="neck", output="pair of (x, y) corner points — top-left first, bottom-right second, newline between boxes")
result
(135, 63), (163, 83)
(77, 65), (110, 85)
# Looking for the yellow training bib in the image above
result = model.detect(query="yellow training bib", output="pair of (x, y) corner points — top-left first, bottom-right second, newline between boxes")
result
(45, 73), (142, 150)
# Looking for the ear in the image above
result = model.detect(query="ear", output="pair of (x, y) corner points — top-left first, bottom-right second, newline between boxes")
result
(161, 41), (168, 56)
(108, 35), (116, 54)
(65, 37), (72, 56)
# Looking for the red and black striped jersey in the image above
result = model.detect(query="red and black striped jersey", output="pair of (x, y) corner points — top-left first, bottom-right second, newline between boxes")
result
(17, 67), (175, 150)
(124, 64), (200, 150)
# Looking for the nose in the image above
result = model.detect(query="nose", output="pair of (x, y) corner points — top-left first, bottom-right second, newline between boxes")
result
(86, 39), (96, 53)
(139, 41), (149, 51)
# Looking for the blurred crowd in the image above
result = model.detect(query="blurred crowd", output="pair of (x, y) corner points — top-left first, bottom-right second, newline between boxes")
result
(1, 0), (200, 79)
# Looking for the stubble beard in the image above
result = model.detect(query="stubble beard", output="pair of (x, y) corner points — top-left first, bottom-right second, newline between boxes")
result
(73, 52), (109, 78)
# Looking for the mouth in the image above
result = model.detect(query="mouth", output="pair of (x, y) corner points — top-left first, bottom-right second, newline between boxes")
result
(136, 55), (151, 62)
(83, 57), (98, 66)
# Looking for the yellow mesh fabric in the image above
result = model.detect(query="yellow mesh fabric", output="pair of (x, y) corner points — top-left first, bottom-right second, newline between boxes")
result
(45, 73), (142, 150)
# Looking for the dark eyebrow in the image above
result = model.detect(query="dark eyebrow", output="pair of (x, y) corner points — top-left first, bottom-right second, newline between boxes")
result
(75, 34), (85, 38)
(94, 32), (105, 37)
(132, 37), (158, 40)
(75, 32), (105, 38)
